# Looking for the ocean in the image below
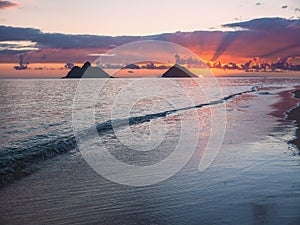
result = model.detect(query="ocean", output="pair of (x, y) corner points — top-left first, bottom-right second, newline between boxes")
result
(0, 77), (300, 224)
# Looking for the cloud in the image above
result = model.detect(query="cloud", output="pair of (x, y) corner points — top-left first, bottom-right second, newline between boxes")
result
(0, 26), (41, 41)
(281, 5), (288, 9)
(0, 25), (141, 49)
(0, 0), (18, 9)
(0, 40), (38, 51)
(211, 31), (242, 61)
(260, 43), (300, 58)
(0, 17), (299, 64)
(88, 53), (116, 57)
(223, 17), (298, 31)
(256, 2), (261, 6)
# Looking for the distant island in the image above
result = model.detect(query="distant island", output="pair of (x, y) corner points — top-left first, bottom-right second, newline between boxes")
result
(162, 64), (198, 78)
(62, 62), (111, 78)
(63, 62), (200, 78)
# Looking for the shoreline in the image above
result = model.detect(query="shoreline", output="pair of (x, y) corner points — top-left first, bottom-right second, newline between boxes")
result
(286, 89), (300, 152)
(0, 85), (300, 224)
(1, 85), (300, 188)
(268, 87), (300, 154)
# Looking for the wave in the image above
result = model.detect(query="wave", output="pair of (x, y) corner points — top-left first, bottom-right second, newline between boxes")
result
(0, 86), (257, 187)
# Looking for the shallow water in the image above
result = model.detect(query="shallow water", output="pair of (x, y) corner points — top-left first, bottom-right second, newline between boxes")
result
(0, 77), (300, 224)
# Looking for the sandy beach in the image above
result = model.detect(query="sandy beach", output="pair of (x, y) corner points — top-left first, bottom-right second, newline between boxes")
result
(286, 90), (300, 151)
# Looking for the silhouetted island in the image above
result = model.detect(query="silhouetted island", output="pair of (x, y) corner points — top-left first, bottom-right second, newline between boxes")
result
(63, 61), (111, 78)
(162, 64), (197, 78)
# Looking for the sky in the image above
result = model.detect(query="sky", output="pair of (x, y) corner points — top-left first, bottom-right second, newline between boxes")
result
(1, 0), (299, 35)
(0, 0), (299, 77)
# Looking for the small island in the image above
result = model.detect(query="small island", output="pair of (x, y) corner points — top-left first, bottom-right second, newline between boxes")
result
(63, 62), (200, 78)
(162, 64), (198, 78)
(62, 62), (111, 78)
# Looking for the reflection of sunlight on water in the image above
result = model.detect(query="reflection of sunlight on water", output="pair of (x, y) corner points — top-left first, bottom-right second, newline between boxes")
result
(1, 78), (300, 224)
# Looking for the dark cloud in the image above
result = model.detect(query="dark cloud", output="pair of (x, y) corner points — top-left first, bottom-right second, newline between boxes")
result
(211, 31), (242, 61)
(0, 0), (17, 9)
(0, 26), (41, 41)
(0, 25), (142, 50)
(223, 17), (299, 31)
(256, 2), (261, 6)
(260, 43), (300, 58)
(0, 17), (299, 63)
(281, 5), (288, 9)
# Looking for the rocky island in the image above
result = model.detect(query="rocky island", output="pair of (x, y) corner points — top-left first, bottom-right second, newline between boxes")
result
(63, 62), (111, 78)
(162, 64), (198, 78)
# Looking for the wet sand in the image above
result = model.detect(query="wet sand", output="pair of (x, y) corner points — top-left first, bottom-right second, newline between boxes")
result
(269, 88), (300, 121)
(286, 89), (300, 152)
(269, 87), (300, 153)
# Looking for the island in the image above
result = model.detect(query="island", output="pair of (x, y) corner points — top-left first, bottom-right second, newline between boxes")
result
(62, 61), (111, 78)
(162, 64), (198, 78)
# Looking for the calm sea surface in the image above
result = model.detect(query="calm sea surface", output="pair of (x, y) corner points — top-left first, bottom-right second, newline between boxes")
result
(0, 77), (300, 224)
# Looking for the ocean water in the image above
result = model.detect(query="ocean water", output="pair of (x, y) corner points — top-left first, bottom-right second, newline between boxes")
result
(0, 77), (300, 224)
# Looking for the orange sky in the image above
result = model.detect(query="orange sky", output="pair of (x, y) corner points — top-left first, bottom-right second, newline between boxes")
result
(0, 63), (71, 78)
